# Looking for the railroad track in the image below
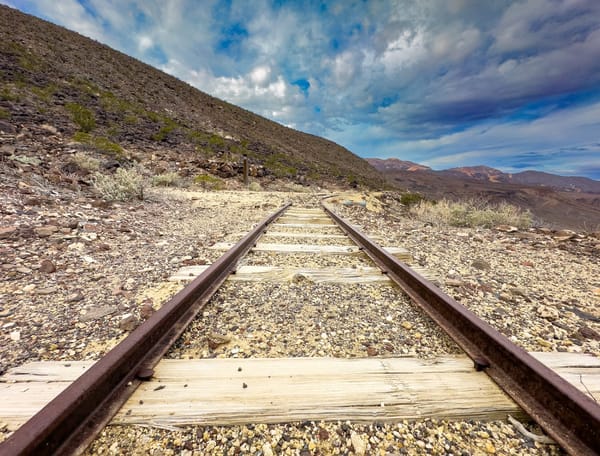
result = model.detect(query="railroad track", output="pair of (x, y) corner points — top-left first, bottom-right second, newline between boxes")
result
(1, 202), (599, 455)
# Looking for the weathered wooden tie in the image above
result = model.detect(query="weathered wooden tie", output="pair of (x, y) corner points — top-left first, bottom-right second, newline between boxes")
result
(1, 353), (598, 429)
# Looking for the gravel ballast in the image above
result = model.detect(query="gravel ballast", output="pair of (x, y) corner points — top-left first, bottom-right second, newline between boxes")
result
(3, 186), (592, 454)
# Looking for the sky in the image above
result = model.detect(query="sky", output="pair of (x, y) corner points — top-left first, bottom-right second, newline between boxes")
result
(4, 0), (600, 179)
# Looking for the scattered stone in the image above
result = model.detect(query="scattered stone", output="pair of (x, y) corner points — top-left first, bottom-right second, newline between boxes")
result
(207, 332), (232, 349)
(536, 305), (559, 321)
(140, 301), (155, 320)
(34, 225), (59, 237)
(262, 443), (274, 456)
(578, 325), (600, 341)
(471, 259), (491, 271)
(350, 431), (367, 456)
(39, 259), (56, 273)
(0, 226), (17, 239)
(366, 346), (378, 356)
(119, 313), (139, 331)
(66, 291), (84, 302)
(445, 278), (463, 287)
(80, 305), (117, 322)
(495, 225), (518, 233)
(401, 321), (413, 330)
(40, 124), (58, 134)
(10, 330), (20, 342)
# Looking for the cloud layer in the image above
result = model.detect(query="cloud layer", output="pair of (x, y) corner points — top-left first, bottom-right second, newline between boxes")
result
(6, 0), (600, 179)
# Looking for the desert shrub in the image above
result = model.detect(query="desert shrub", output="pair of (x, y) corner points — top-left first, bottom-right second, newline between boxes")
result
(0, 107), (10, 119)
(93, 167), (145, 201)
(400, 192), (424, 207)
(72, 152), (100, 172)
(66, 103), (95, 132)
(1, 86), (18, 102)
(152, 172), (180, 187)
(73, 132), (123, 157)
(31, 83), (57, 102)
(194, 173), (224, 190)
(248, 181), (262, 191)
(409, 198), (532, 229)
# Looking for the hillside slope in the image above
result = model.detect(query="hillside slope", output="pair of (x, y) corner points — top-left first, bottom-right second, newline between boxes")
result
(0, 5), (382, 187)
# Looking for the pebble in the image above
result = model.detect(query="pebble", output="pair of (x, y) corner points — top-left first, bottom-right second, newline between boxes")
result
(34, 225), (59, 237)
(39, 259), (56, 273)
(119, 313), (139, 331)
(350, 431), (367, 455)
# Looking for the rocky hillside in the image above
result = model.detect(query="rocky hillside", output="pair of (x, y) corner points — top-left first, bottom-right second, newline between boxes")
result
(0, 5), (383, 188)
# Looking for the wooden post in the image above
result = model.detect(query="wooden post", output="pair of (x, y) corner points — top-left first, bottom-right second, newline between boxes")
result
(243, 156), (249, 186)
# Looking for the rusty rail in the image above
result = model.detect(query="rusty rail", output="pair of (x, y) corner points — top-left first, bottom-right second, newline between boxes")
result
(1, 203), (291, 456)
(322, 203), (600, 456)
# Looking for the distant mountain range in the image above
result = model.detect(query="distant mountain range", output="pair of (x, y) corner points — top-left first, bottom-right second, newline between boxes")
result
(367, 159), (600, 193)
(368, 158), (600, 230)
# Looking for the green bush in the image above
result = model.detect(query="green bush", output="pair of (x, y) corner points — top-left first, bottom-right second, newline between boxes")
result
(66, 103), (95, 132)
(72, 152), (100, 172)
(0, 86), (18, 102)
(152, 172), (180, 187)
(93, 167), (145, 201)
(400, 192), (425, 207)
(248, 181), (262, 191)
(73, 132), (123, 157)
(409, 198), (532, 229)
(0, 107), (10, 119)
(193, 174), (224, 190)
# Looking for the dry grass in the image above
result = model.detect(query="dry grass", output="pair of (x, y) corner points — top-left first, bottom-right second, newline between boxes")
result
(72, 152), (100, 172)
(152, 172), (180, 187)
(93, 167), (145, 201)
(409, 198), (532, 229)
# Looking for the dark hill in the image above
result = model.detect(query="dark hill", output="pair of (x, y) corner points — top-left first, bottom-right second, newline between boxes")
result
(0, 5), (382, 187)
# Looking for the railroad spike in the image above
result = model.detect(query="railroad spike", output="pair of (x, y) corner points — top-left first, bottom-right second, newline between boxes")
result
(473, 357), (490, 371)
(136, 367), (155, 380)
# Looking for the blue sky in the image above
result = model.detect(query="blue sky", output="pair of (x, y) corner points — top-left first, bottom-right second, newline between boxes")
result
(5, 0), (600, 179)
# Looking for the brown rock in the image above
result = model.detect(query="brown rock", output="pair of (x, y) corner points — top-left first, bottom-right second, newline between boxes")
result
(140, 301), (155, 320)
(34, 225), (59, 237)
(119, 313), (139, 331)
(578, 326), (600, 341)
(0, 226), (17, 239)
(471, 259), (491, 271)
(66, 292), (84, 302)
(207, 332), (231, 349)
(366, 346), (378, 356)
(39, 259), (56, 273)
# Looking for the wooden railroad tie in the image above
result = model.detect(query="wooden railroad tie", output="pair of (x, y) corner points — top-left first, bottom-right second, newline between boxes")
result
(1, 353), (598, 430)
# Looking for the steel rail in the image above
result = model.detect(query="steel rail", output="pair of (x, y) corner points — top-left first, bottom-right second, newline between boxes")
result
(323, 203), (600, 456)
(1, 203), (291, 456)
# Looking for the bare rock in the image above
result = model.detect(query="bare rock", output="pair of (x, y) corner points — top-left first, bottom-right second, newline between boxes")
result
(66, 291), (84, 302)
(139, 301), (155, 320)
(119, 313), (139, 331)
(578, 325), (600, 341)
(39, 259), (56, 273)
(350, 431), (367, 456)
(34, 225), (59, 237)
(207, 332), (231, 349)
(0, 226), (17, 239)
(471, 259), (491, 271)
(495, 225), (518, 233)
(536, 305), (559, 321)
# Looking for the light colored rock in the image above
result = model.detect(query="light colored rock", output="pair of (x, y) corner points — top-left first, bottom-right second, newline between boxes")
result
(536, 305), (559, 321)
(351, 431), (367, 456)
(34, 225), (59, 237)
